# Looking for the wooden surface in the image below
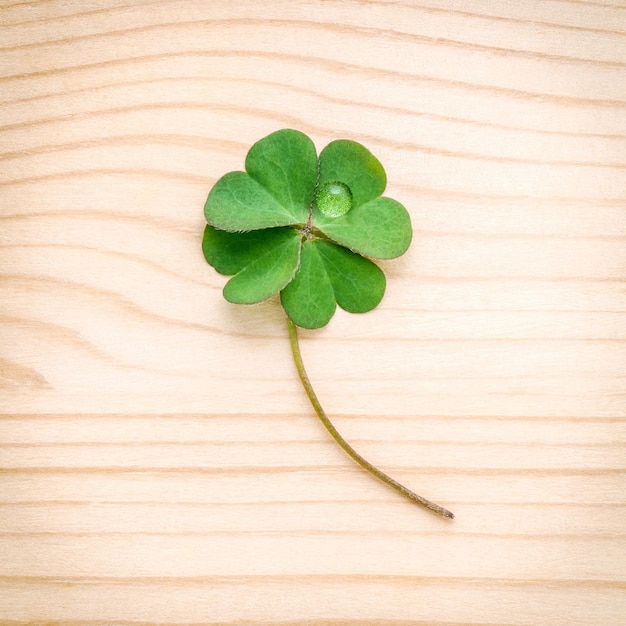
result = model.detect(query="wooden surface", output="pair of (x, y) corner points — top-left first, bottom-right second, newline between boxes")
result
(1, 1), (625, 624)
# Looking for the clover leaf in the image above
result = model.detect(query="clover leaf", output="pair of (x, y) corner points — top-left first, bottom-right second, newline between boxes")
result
(201, 130), (453, 519)
(203, 129), (411, 329)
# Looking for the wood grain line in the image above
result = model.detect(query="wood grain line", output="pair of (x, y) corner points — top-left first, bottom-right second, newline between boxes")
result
(1, 573), (624, 588)
(0, 243), (208, 286)
(1, 467), (623, 476)
(3, 49), (624, 107)
(4, 17), (625, 69)
(387, 0), (626, 35)
(4, 0), (624, 37)
(3, 531), (625, 540)
(1, 413), (624, 422)
(3, 500), (623, 508)
(2, 127), (625, 169)
(2, 440), (624, 449)
(4, 76), (624, 140)
(0, 274), (220, 335)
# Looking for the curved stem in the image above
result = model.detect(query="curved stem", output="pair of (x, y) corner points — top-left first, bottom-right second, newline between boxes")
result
(287, 317), (454, 520)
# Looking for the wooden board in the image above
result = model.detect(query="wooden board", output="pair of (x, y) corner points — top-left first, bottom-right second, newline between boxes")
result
(1, 1), (625, 624)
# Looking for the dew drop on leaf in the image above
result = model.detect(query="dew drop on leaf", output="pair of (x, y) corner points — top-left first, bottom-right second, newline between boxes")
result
(315, 181), (352, 217)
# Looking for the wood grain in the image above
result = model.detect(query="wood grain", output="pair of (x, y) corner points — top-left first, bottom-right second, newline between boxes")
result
(1, 1), (625, 624)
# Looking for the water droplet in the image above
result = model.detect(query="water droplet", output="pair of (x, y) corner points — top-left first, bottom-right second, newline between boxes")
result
(315, 181), (352, 218)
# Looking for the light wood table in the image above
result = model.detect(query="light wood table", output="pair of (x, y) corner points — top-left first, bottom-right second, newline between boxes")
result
(1, 1), (625, 624)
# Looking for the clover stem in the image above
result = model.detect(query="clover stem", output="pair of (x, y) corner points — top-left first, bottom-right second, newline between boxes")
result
(287, 317), (454, 520)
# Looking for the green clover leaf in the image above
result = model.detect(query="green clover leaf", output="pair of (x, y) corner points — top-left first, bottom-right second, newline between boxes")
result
(202, 225), (301, 304)
(280, 239), (386, 329)
(200, 130), (453, 519)
(202, 129), (412, 329)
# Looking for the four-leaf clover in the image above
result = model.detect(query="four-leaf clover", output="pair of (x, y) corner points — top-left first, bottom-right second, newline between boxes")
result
(202, 129), (412, 328)
(201, 129), (453, 519)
